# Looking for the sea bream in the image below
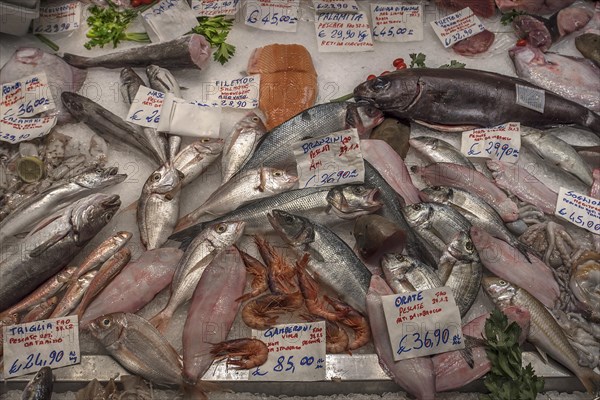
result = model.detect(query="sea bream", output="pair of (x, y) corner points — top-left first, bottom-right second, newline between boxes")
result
(354, 68), (600, 135)
(173, 138), (224, 187)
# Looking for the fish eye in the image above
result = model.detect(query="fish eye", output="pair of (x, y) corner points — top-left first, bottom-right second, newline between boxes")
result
(412, 204), (421, 210)
(152, 173), (161, 182)
(201, 138), (210, 143)
(499, 280), (507, 285)
(102, 318), (111, 326)
(465, 241), (474, 252)
(371, 77), (390, 92)
(216, 224), (227, 233)
(95, 168), (103, 174)
(251, 116), (260, 122)
(431, 186), (441, 190)
(352, 186), (365, 195)
(284, 215), (294, 224)
(273, 171), (282, 177)
(104, 213), (114, 223)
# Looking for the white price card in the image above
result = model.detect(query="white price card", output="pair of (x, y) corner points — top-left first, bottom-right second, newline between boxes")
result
(294, 128), (364, 188)
(191, 0), (240, 16)
(141, 0), (199, 43)
(1, 73), (56, 119)
(217, 76), (260, 109)
(382, 287), (464, 361)
(245, 0), (300, 32)
(158, 93), (221, 138)
(430, 7), (485, 48)
(249, 321), (326, 381)
(33, 2), (81, 35)
(315, 12), (374, 52)
(461, 122), (521, 163)
(516, 84), (545, 113)
(555, 188), (600, 234)
(371, 4), (423, 42)
(0, 116), (57, 144)
(125, 86), (165, 128)
(3, 316), (80, 378)
(312, 0), (359, 14)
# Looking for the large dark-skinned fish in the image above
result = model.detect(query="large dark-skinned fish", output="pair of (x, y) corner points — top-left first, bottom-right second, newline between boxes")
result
(354, 68), (600, 135)
(63, 34), (211, 70)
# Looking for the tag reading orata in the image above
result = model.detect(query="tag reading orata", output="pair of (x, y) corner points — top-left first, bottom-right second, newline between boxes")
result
(430, 7), (485, 48)
(516, 84), (545, 113)
(157, 93), (221, 138)
(125, 86), (165, 128)
(294, 128), (365, 189)
(217, 76), (260, 109)
(249, 321), (326, 381)
(3, 317), (80, 378)
(371, 4), (423, 42)
(312, 0), (359, 14)
(382, 287), (464, 361)
(315, 12), (374, 52)
(142, 0), (198, 42)
(1, 73), (56, 119)
(245, 0), (300, 32)
(555, 188), (600, 234)
(461, 122), (521, 163)
(0, 116), (57, 144)
(191, 0), (239, 17)
(33, 1), (82, 34)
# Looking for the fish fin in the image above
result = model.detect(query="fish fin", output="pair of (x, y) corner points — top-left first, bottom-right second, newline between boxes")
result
(534, 345), (550, 364)
(26, 214), (63, 237)
(182, 380), (223, 400)
(149, 309), (172, 334)
(14, 232), (29, 239)
(577, 367), (600, 394)
(414, 120), (479, 133)
(30, 231), (69, 257)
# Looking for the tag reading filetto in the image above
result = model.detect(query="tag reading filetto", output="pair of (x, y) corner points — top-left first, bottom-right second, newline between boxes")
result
(249, 321), (326, 381)
(461, 122), (521, 163)
(430, 7), (485, 48)
(371, 4), (423, 43)
(382, 287), (464, 361)
(3, 316), (80, 378)
(216, 76), (260, 109)
(315, 12), (374, 52)
(555, 188), (600, 234)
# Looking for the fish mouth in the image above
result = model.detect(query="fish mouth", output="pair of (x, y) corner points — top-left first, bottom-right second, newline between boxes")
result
(366, 188), (382, 209)
(102, 194), (121, 208)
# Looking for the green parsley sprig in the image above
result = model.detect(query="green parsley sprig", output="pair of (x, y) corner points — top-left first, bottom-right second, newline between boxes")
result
(439, 60), (466, 69)
(501, 10), (526, 26)
(409, 52), (427, 68)
(191, 16), (235, 65)
(84, 4), (150, 50)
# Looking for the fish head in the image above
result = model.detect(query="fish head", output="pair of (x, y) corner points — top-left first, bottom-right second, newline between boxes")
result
(58, 266), (78, 283)
(409, 137), (439, 153)
(346, 103), (384, 136)
(61, 92), (88, 121)
(482, 276), (517, 306)
(419, 186), (452, 203)
(381, 253), (413, 279)
(72, 166), (127, 189)
(353, 71), (420, 111)
(268, 210), (315, 246)
(238, 112), (268, 134)
(446, 232), (479, 263)
(120, 67), (142, 85)
(71, 193), (121, 244)
(261, 167), (298, 192)
(144, 164), (183, 196)
(23, 367), (53, 398)
(326, 185), (382, 219)
(401, 202), (433, 227)
(146, 65), (162, 80)
(206, 221), (246, 249)
(88, 312), (127, 347)
(193, 137), (225, 155)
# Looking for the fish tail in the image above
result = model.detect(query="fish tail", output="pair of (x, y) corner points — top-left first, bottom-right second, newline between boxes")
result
(182, 377), (222, 400)
(62, 53), (92, 69)
(578, 367), (600, 394)
(149, 309), (173, 334)
(586, 109), (600, 137)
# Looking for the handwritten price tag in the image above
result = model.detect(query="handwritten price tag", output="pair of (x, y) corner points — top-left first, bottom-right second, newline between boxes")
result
(371, 4), (423, 42)
(382, 287), (464, 361)
(3, 317), (80, 378)
(315, 12), (374, 52)
(313, 0), (359, 14)
(249, 321), (326, 381)
(125, 86), (165, 128)
(217, 76), (260, 109)
(245, 0), (300, 32)
(1, 73), (56, 119)
(142, 0), (198, 42)
(430, 7), (484, 48)
(555, 188), (600, 234)
(294, 128), (364, 188)
(516, 84), (545, 113)
(33, 2), (81, 34)
(461, 122), (521, 163)
(0, 116), (57, 144)
(191, 0), (239, 16)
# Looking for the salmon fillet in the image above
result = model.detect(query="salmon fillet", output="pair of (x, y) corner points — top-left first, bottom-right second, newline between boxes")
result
(247, 44), (317, 75)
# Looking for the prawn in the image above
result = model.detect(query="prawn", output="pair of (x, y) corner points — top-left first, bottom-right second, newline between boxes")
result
(242, 293), (303, 330)
(254, 235), (298, 294)
(325, 296), (371, 351)
(210, 338), (269, 370)
(235, 247), (269, 302)
(296, 254), (344, 321)
(302, 314), (349, 354)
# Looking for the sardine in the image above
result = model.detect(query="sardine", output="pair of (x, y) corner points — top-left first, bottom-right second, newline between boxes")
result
(0, 193), (120, 311)
(381, 254), (442, 294)
(63, 34), (211, 69)
(221, 113), (268, 183)
(89, 312), (183, 386)
(149, 221), (245, 332)
(354, 68), (600, 135)
(173, 138), (224, 187)
(146, 65), (181, 97)
(483, 277), (600, 393)
(22, 366), (53, 400)
(0, 167), (125, 240)
(81, 248), (182, 326)
(50, 270), (98, 318)
(138, 162), (184, 250)
(175, 167), (297, 232)
(268, 210), (371, 314)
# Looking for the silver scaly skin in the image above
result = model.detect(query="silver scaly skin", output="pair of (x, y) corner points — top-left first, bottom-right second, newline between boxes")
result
(146, 65), (182, 97)
(173, 138), (224, 187)
(381, 253), (442, 294)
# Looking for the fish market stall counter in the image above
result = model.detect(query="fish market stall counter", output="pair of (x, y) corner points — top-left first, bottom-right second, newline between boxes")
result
(1, 0), (599, 398)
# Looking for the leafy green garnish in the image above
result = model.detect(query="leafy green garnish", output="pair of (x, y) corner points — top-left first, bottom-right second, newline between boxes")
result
(439, 60), (466, 69)
(409, 52), (426, 68)
(481, 309), (544, 400)
(84, 4), (150, 50)
(501, 10), (526, 26)
(191, 16), (235, 65)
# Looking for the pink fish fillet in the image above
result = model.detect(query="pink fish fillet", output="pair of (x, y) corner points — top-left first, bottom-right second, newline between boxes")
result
(470, 226), (560, 308)
(487, 160), (558, 214)
(80, 248), (183, 326)
(366, 275), (435, 400)
(182, 248), (246, 386)
(414, 163), (519, 222)
(361, 139), (421, 205)
(434, 306), (531, 392)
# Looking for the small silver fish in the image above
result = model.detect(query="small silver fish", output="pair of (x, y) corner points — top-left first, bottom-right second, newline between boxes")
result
(173, 138), (224, 187)
(221, 112), (267, 183)
(22, 366), (53, 400)
(146, 65), (181, 97)
(381, 253), (442, 294)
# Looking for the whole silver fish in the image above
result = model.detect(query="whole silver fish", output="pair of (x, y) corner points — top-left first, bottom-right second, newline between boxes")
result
(0, 167), (125, 241)
(171, 184), (382, 249)
(0, 193), (120, 312)
(221, 112), (268, 183)
(483, 277), (600, 393)
(381, 253), (442, 294)
(268, 210), (372, 314)
(22, 366), (53, 400)
(138, 162), (184, 250)
(49, 270), (98, 318)
(173, 138), (224, 187)
(89, 312), (183, 386)
(548, 126), (600, 147)
(146, 65), (181, 97)
(150, 221), (245, 332)
(521, 128), (593, 185)
(409, 136), (478, 170)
